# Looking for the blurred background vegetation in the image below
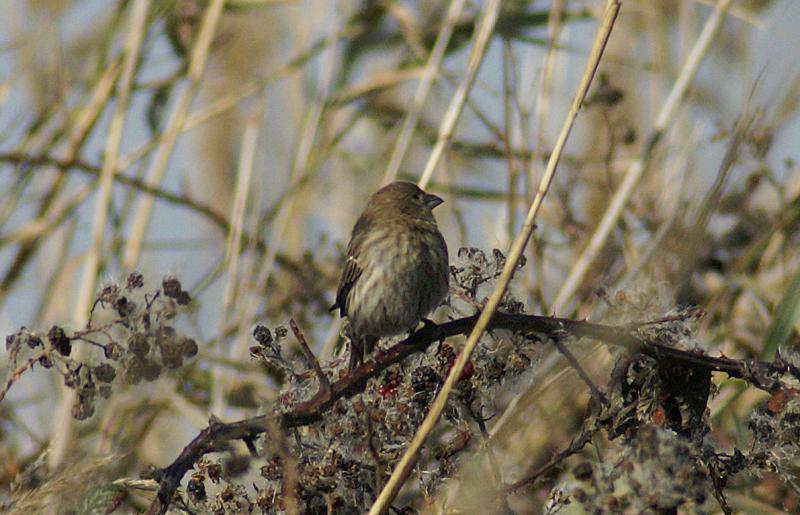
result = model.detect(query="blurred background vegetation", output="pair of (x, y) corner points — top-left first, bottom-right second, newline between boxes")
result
(1, 0), (800, 512)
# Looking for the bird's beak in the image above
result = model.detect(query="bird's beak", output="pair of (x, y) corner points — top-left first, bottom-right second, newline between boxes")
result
(423, 193), (444, 210)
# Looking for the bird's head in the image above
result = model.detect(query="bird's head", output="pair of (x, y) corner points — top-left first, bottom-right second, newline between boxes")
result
(367, 181), (443, 220)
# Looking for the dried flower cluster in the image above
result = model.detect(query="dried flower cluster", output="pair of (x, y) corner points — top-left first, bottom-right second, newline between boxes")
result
(2, 273), (196, 420)
(543, 324), (800, 514)
(565, 425), (709, 513)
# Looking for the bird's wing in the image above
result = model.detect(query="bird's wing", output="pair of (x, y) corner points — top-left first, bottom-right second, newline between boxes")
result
(331, 214), (371, 316)
(333, 254), (361, 316)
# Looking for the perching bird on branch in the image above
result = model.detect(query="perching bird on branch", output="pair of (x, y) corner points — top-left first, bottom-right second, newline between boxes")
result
(331, 181), (449, 371)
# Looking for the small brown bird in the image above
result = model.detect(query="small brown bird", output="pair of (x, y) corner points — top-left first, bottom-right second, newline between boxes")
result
(331, 181), (449, 371)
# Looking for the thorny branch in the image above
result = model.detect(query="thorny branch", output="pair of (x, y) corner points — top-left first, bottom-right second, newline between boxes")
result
(289, 319), (330, 399)
(145, 311), (793, 514)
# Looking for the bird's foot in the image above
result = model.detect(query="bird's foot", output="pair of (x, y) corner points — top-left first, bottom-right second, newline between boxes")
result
(347, 343), (362, 373)
(419, 318), (440, 332)
(408, 319), (439, 340)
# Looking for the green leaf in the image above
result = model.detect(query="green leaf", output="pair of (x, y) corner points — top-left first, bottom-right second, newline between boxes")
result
(762, 264), (800, 357)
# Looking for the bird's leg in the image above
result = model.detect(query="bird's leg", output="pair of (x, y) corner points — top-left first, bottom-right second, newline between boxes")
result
(348, 336), (378, 372)
(347, 340), (362, 372)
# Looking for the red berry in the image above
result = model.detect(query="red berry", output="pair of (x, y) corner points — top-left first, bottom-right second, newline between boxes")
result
(460, 359), (474, 381)
(448, 352), (474, 382)
(378, 371), (401, 398)
(378, 384), (395, 399)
